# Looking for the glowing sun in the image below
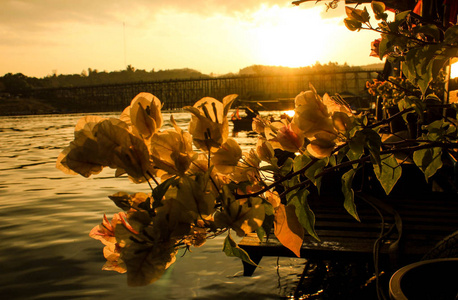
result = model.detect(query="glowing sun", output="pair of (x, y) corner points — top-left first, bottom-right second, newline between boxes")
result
(249, 5), (338, 68)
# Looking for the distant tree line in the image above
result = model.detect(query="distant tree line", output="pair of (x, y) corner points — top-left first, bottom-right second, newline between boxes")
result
(0, 62), (381, 96)
(237, 61), (368, 76)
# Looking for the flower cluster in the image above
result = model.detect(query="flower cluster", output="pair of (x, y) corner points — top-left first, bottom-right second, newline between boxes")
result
(366, 77), (419, 107)
(56, 1), (458, 288)
(57, 92), (265, 286)
(55, 85), (360, 285)
(257, 86), (354, 159)
(57, 82), (458, 286)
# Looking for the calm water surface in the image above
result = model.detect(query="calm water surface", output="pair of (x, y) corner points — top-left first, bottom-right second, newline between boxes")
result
(0, 112), (305, 300)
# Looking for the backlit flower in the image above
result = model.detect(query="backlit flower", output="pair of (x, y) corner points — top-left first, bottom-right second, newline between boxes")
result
(150, 116), (195, 177)
(322, 93), (355, 133)
(120, 92), (163, 139)
(56, 116), (107, 177)
(214, 187), (265, 237)
(292, 90), (336, 138)
(370, 38), (381, 58)
(265, 121), (304, 152)
(57, 116), (154, 182)
(89, 213), (127, 274)
(307, 131), (337, 158)
(252, 115), (269, 135)
(256, 138), (275, 163)
(96, 118), (154, 182)
(211, 138), (242, 174)
(184, 95), (237, 151)
(230, 148), (261, 184)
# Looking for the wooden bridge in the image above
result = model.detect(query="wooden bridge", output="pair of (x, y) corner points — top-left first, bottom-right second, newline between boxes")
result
(31, 69), (382, 112)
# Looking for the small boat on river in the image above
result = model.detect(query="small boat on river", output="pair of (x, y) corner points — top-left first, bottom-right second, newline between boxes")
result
(231, 107), (258, 134)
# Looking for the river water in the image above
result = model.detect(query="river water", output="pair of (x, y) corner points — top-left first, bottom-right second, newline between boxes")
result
(0, 111), (306, 300)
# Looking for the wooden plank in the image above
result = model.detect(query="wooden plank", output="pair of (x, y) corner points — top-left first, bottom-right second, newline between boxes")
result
(239, 192), (458, 276)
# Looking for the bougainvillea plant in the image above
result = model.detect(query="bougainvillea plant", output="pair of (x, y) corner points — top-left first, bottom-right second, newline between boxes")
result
(56, 1), (458, 287)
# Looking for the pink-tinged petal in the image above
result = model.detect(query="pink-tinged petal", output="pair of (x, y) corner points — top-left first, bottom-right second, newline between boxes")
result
(102, 214), (113, 232)
(119, 213), (140, 235)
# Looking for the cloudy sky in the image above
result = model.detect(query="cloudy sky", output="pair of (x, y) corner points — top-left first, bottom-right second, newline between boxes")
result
(0, 0), (383, 78)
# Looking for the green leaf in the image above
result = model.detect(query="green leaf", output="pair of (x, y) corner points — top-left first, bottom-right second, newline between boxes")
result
(402, 44), (443, 95)
(261, 213), (275, 240)
(426, 120), (449, 137)
(452, 103), (458, 120)
(293, 155), (328, 190)
(364, 128), (382, 167)
(329, 147), (347, 167)
(372, 1), (387, 20)
(446, 123), (457, 137)
(348, 131), (365, 162)
(344, 18), (362, 31)
(108, 191), (131, 210)
(341, 169), (360, 222)
(378, 35), (392, 59)
(288, 189), (320, 241)
(371, 2), (385, 14)
(223, 232), (258, 266)
(152, 176), (177, 210)
(345, 6), (370, 23)
(397, 96), (424, 123)
(414, 24), (441, 41)
(413, 147), (443, 181)
(263, 201), (275, 216)
(256, 225), (266, 241)
(348, 129), (381, 167)
(395, 10), (410, 22)
(279, 157), (294, 176)
(444, 25), (458, 44)
(293, 154), (310, 173)
(373, 154), (402, 195)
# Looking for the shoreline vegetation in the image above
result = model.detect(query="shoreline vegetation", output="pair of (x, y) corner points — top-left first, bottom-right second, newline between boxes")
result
(0, 63), (384, 116)
(0, 96), (58, 116)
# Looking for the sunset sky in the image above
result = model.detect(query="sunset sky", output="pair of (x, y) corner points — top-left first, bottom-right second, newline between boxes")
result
(0, 0), (384, 78)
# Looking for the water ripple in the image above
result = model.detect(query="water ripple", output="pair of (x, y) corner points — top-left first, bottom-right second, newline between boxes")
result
(0, 112), (301, 300)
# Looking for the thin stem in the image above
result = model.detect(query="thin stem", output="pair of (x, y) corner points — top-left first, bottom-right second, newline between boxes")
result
(368, 107), (414, 129)
(147, 170), (160, 186)
(208, 148), (211, 170)
(360, 27), (439, 46)
(144, 175), (154, 193)
(234, 157), (318, 200)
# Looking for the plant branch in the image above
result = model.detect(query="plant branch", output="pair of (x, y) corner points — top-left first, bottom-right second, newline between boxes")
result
(234, 157), (318, 200)
(280, 141), (458, 198)
(368, 107), (414, 128)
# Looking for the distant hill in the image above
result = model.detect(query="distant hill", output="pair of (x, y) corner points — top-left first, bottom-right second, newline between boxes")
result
(359, 62), (385, 70)
(222, 62), (384, 77)
(0, 66), (210, 94)
(0, 62), (385, 95)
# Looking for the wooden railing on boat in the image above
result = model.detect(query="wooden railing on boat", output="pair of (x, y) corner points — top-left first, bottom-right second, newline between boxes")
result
(239, 190), (458, 277)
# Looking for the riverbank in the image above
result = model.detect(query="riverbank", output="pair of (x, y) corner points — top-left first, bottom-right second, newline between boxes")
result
(0, 96), (58, 116)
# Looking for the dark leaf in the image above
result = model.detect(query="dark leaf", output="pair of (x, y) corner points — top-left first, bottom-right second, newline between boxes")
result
(341, 169), (360, 221)
(373, 154), (402, 195)
(287, 189), (320, 241)
(223, 232), (258, 266)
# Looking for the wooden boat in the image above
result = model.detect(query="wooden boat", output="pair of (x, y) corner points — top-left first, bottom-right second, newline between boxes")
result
(230, 107), (258, 133)
(231, 116), (254, 132)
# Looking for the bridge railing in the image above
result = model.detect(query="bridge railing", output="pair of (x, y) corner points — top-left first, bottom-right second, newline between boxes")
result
(31, 70), (382, 112)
